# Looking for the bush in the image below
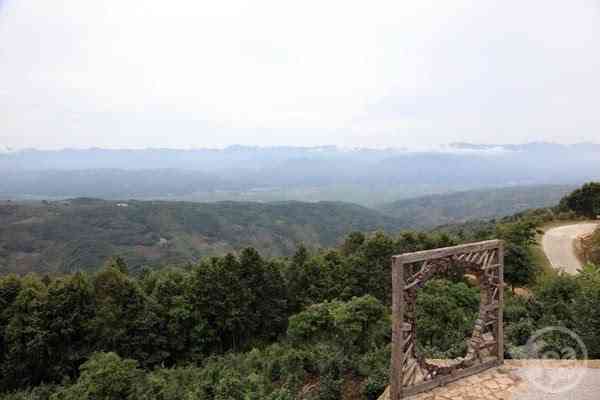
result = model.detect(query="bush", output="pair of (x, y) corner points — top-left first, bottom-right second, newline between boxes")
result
(559, 182), (600, 218)
(135, 367), (203, 400)
(288, 295), (389, 354)
(51, 353), (143, 400)
(416, 279), (480, 358)
(0, 386), (58, 400)
(358, 346), (390, 400)
(317, 368), (342, 400)
(573, 265), (600, 358)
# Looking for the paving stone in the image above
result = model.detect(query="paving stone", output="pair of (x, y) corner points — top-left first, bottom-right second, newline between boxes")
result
(377, 360), (600, 400)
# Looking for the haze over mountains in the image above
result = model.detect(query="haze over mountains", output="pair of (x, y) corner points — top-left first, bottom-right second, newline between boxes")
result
(2, 142), (599, 204)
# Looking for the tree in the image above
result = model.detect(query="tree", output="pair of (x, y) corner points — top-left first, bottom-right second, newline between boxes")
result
(44, 273), (95, 381)
(51, 352), (143, 400)
(186, 254), (251, 352)
(146, 268), (193, 364)
(0, 274), (23, 375)
(287, 295), (388, 354)
(135, 367), (203, 400)
(559, 182), (600, 218)
(104, 256), (129, 275)
(532, 274), (579, 328)
(496, 220), (538, 288)
(573, 265), (600, 358)
(284, 246), (331, 310)
(341, 232), (365, 256)
(90, 266), (168, 367)
(416, 279), (480, 358)
(504, 244), (536, 290)
(1, 275), (49, 389)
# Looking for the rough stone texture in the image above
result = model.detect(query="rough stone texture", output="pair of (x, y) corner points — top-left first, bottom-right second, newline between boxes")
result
(379, 360), (600, 400)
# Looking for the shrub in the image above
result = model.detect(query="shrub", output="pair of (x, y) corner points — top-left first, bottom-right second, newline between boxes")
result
(288, 295), (389, 355)
(416, 279), (480, 358)
(51, 353), (143, 400)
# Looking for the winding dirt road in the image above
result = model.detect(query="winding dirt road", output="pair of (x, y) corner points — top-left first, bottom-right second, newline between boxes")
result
(541, 222), (598, 274)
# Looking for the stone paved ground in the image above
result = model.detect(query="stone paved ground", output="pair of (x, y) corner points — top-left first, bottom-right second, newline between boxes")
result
(378, 361), (600, 400)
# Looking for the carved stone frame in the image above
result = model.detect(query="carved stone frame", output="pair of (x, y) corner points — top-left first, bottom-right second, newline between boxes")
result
(390, 240), (504, 399)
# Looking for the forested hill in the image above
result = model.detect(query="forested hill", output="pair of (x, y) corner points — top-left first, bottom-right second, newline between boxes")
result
(0, 184), (580, 275)
(0, 198), (406, 275)
(377, 184), (575, 228)
(2, 182), (600, 400)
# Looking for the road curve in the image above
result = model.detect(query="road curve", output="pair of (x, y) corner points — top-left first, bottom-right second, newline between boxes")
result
(541, 222), (598, 274)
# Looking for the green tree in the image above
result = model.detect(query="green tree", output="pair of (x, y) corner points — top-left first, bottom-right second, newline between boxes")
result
(146, 268), (193, 364)
(416, 279), (480, 358)
(187, 253), (256, 352)
(134, 367), (206, 400)
(105, 256), (129, 275)
(531, 274), (579, 328)
(0, 274), (23, 378)
(51, 352), (143, 400)
(288, 295), (389, 354)
(90, 266), (168, 367)
(1, 276), (49, 389)
(559, 182), (600, 218)
(284, 245), (324, 311)
(497, 220), (538, 288)
(341, 232), (365, 256)
(239, 248), (289, 343)
(573, 265), (600, 358)
(44, 273), (95, 381)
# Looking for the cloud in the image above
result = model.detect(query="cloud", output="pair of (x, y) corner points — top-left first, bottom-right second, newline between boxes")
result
(1, 0), (599, 148)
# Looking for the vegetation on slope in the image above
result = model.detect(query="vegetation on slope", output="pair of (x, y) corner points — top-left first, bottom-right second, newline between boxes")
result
(0, 222), (543, 400)
(559, 182), (600, 218)
(588, 230), (600, 266)
(0, 199), (405, 275)
(557, 181), (600, 265)
(0, 183), (578, 275)
(2, 183), (600, 399)
(378, 184), (575, 228)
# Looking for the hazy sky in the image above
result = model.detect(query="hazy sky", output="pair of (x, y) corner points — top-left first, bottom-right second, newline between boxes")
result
(1, 0), (599, 149)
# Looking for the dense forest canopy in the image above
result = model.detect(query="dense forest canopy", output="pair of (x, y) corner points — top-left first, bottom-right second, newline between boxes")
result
(0, 224), (539, 400)
(559, 182), (600, 218)
(0, 199), (405, 275)
(0, 184), (577, 275)
(1, 182), (600, 399)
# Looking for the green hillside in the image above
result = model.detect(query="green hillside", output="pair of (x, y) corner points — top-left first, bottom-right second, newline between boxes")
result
(377, 184), (575, 228)
(0, 198), (405, 274)
(3, 183), (600, 400)
(0, 184), (577, 275)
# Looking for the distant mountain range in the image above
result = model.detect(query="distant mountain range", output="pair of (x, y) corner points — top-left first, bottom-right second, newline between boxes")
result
(0, 146), (16, 154)
(1, 143), (599, 205)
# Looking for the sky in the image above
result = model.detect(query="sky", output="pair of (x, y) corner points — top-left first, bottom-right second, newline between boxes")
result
(1, 0), (599, 149)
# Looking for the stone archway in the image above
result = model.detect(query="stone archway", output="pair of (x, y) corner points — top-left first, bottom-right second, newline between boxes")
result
(390, 240), (505, 399)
